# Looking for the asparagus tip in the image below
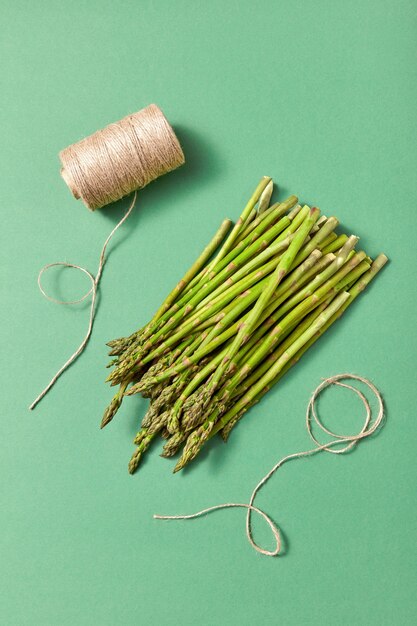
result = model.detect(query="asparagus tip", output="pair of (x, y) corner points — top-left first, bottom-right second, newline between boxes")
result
(128, 449), (142, 474)
(100, 415), (111, 429)
(172, 462), (183, 473)
(100, 405), (115, 429)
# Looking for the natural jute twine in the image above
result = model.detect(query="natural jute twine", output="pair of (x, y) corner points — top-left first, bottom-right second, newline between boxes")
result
(60, 104), (184, 210)
(154, 374), (384, 557)
(30, 105), (184, 409)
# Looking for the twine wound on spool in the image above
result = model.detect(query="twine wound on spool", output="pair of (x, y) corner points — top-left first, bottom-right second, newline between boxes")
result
(154, 374), (384, 557)
(60, 104), (184, 210)
(30, 105), (184, 409)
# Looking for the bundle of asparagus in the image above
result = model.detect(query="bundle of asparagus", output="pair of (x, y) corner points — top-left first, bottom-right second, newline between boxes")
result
(103, 177), (387, 474)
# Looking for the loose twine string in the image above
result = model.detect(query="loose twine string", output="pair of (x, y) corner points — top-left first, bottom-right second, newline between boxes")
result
(30, 104), (184, 409)
(154, 374), (384, 557)
(29, 194), (136, 410)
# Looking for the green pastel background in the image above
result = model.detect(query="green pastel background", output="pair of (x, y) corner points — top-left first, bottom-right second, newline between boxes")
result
(1, 1), (416, 624)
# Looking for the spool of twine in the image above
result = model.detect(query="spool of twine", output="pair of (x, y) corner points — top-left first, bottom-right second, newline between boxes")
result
(59, 103), (184, 210)
(30, 104), (184, 409)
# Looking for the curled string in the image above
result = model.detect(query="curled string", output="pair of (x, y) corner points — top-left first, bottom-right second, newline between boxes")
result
(29, 192), (137, 410)
(154, 373), (384, 557)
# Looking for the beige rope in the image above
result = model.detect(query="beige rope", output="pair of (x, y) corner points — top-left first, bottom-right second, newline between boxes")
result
(29, 193), (136, 410)
(60, 104), (184, 210)
(30, 104), (185, 409)
(154, 374), (384, 557)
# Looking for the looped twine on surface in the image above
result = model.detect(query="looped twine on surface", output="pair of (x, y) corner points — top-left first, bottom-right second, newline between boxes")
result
(29, 192), (137, 410)
(154, 374), (384, 557)
(37, 262), (96, 306)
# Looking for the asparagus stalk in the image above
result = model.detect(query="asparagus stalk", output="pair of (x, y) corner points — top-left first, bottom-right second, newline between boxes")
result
(161, 432), (188, 458)
(200, 208), (320, 396)
(103, 178), (388, 475)
(275, 235), (359, 319)
(322, 234), (349, 254)
(128, 250), (367, 428)
(122, 195), (300, 361)
(165, 261), (330, 435)
(193, 233), (295, 311)
(128, 431), (156, 474)
(174, 291), (350, 471)
(214, 257), (371, 414)
(234, 202), (279, 245)
(100, 381), (129, 428)
(130, 255), (387, 471)
(291, 217), (339, 266)
(219, 254), (388, 440)
(149, 219), (232, 325)
(166, 176), (272, 300)
(107, 211), (298, 384)
(257, 179), (274, 214)
(133, 256), (281, 371)
(127, 249), (329, 395)
(182, 253), (369, 428)
(203, 176), (272, 274)
(106, 219), (232, 356)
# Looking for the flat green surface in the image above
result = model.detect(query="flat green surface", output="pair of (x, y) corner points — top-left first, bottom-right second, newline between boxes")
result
(1, 1), (416, 624)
